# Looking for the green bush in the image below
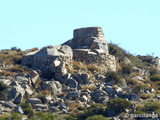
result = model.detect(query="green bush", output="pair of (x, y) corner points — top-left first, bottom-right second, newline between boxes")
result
(104, 71), (121, 83)
(0, 82), (8, 100)
(20, 103), (31, 109)
(108, 42), (131, 58)
(11, 113), (22, 120)
(138, 55), (153, 63)
(20, 103), (34, 118)
(79, 103), (105, 119)
(134, 110), (145, 114)
(86, 115), (107, 120)
(142, 102), (160, 112)
(121, 64), (132, 75)
(107, 98), (131, 113)
(149, 67), (159, 76)
(150, 75), (160, 81)
(33, 111), (55, 120)
(0, 116), (10, 120)
(24, 107), (34, 116)
(132, 85), (145, 94)
(128, 56), (148, 70)
(65, 115), (77, 120)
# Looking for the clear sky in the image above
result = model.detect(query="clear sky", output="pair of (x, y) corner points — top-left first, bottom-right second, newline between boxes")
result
(0, 0), (160, 57)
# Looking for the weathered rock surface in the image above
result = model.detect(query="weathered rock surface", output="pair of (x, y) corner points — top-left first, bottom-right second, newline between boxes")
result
(21, 45), (72, 73)
(63, 26), (116, 71)
(63, 26), (108, 52)
(26, 98), (42, 104)
(42, 80), (62, 95)
(152, 57), (160, 70)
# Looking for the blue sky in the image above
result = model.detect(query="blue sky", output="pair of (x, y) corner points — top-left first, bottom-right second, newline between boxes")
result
(0, 0), (160, 57)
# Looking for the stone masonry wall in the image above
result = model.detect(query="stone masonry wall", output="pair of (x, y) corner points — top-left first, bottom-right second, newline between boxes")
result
(73, 49), (116, 71)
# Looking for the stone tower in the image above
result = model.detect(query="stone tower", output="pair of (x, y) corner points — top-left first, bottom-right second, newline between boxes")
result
(63, 26), (109, 54)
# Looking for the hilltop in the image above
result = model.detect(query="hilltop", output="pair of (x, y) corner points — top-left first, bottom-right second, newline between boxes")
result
(0, 27), (160, 120)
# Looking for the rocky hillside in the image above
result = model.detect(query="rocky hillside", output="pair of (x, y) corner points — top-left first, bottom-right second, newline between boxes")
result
(0, 26), (160, 120)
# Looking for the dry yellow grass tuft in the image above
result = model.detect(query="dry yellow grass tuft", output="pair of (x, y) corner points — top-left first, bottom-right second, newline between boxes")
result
(0, 70), (17, 76)
(81, 85), (96, 91)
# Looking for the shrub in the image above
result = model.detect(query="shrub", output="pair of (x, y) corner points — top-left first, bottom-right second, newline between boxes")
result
(107, 98), (131, 113)
(150, 75), (160, 81)
(108, 42), (131, 58)
(84, 104), (105, 117)
(20, 103), (34, 118)
(24, 107), (34, 115)
(142, 102), (160, 112)
(78, 103), (105, 119)
(86, 115), (107, 120)
(149, 67), (159, 76)
(121, 64), (133, 75)
(132, 85), (145, 94)
(20, 103), (31, 109)
(129, 56), (148, 70)
(134, 110), (145, 114)
(0, 82), (8, 100)
(0, 116), (10, 120)
(11, 113), (22, 120)
(138, 55), (153, 63)
(34, 111), (55, 120)
(104, 71), (121, 83)
(65, 115), (77, 120)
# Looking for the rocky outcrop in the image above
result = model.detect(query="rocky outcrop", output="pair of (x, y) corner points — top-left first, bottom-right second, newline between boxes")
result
(42, 80), (62, 95)
(63, 26), (116, 71)
(63, 26), (108, 53)
(21, 26), (116, 74)
(21, 45), (73, 73)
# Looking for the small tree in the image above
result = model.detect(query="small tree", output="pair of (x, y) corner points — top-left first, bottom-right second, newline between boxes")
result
(107, 98), (131, 113)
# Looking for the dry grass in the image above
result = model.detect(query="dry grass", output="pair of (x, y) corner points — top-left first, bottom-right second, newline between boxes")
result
(134, 104), (144, 110)
(0, 70), (17, 76)
(8, 65), (26, 72)
(72, 61), (87, 71)
(81, 85), (96, 91)
(68, 103), (82, 111)
(131, 72), (141, 77)
(86, 64), (101, 73)
(140, 93), (152, 99)
(67, 60), (101, 75)
(0, 51), (24, 66)
(68, 103), (82, 117)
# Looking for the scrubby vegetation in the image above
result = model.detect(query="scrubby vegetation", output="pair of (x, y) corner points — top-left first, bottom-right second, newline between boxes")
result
(107, 98), (131, 113)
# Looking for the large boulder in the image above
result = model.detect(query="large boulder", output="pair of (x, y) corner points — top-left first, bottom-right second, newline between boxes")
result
(42, 80), (62, 95)
(8, 81), (25, 103)
(91, 89), (109, 103)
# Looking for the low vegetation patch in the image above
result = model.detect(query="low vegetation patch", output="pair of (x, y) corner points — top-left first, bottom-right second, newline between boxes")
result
(107, 98), (131, 113)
